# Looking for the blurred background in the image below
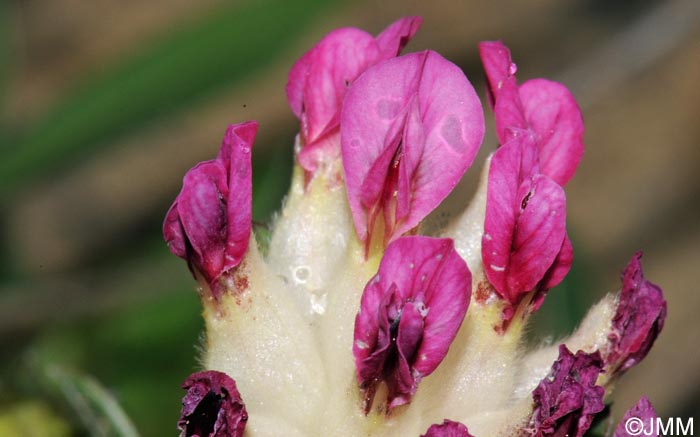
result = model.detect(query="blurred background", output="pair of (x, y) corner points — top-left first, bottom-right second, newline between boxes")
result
(1, 0), (698, 434)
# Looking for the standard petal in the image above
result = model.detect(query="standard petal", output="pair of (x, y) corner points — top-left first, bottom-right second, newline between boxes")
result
(482, 136), (565, 305)
(608, 252), (667, 374)
(413, 241), (471, 376)
(374, 16), (422, 59)
(176, 160), (229, 287)
(506, 174), (567, 296)
(538, 234), (573, 292)
(287, 19), (421, 174)
(221, 122), (257, 273)
(519, 79), (584, 186)
(342, 50), (484, 244)
(163, 200), (186, 259)
(286, 49), (311, 120)
(530, 234), (574, 313)
(303, 28), (378, 144)
(478, 40), (518, 105)
(482, 141), (524, 295)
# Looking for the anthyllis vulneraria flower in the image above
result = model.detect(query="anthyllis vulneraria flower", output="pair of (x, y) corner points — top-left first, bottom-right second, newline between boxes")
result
(164, 17), (667, 437)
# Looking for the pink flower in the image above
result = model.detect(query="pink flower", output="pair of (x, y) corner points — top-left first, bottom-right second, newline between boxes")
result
(163, 121), (256, 298)
(607, 252), (667, 375)
(422, 419), (473, 437)
(178, 370), (247, 437)
(481, 134), (567, 314)
(531, 345), (605, 437)
(479, 41), (582, 321)
(478, 41), (584, 186)
(353, 236), (471, 412)
(342, 50), (484, 248)
(286, 17), (421, 173)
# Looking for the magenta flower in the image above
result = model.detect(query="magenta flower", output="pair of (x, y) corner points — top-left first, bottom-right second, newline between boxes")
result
(178, 370), (247, 437)
(481, 134), (567, 314)
(422, 419), (473, 437)
(614, 397), (658, 437)
(342, 50), (484, 248)
(163, 121), (256, 298)
(353, 236), (471, 412)
(479, 41), (584, 186)
(479, 41), (583, 322)
(607, 252), (667, 375)
(286, 17), (421, 173)
(531, 345), (605, 437)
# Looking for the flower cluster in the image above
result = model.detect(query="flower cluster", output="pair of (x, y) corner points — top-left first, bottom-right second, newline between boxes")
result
(165, 17), (666, 437)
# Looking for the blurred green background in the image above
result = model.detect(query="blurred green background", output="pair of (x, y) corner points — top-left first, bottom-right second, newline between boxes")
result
(1, 0), (698, 435)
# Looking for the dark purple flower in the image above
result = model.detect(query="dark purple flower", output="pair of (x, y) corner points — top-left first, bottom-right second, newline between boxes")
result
(422, 419), (474, 437)
(607, 252), (667, 375)
(353, 236), (471, 412)
(614, 397), (658, 437)
(178, 370), (247, 437)
(531, 345), (605, 437)
(163, 121), (256, 298)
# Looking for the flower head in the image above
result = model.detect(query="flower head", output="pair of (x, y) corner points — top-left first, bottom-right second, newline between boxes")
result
(164, 24), (667, 437)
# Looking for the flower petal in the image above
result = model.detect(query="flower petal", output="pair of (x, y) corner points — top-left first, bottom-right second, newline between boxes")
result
(482, 138), (566, 306)
(375, 16), (422, 59)
(178, 370), (247, 437)
(422, 419), (474, 437)
(286, 18), (421, 173)
(508, 174), (567, 294)
(531, 345), (605, 437)
(519, 79), (584, 186)
(220, 122), (256, 273)
(479, 42), (584, 186)
(478, 40), (518, 108)
(538, 234), (574, 292)
(163, 122), (256, 296)
(608, 252), (667, 374)
(342, 50), (484, 244)
(530, 234), (574, 312)
(175, 160), (228, 286)
(164, 200), (186, 259)
(353, 236), (471, 411)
